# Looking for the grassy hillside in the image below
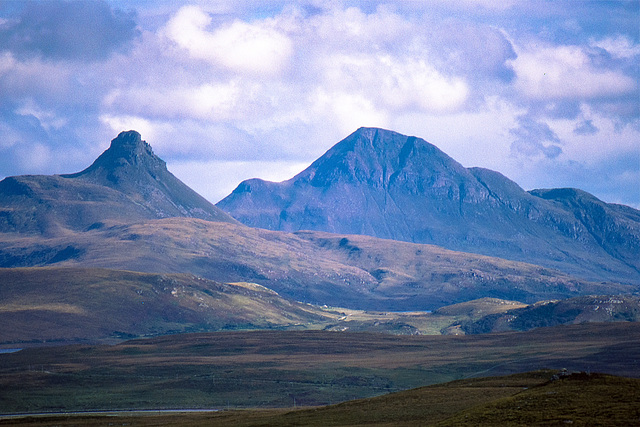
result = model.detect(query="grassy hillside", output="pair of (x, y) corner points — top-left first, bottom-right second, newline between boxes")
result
(2, 266), (634, 346)
(1, 267), (532, 345)
(461, 295), (640, 334)
(0, 267), (338, 345)
(0, 218), (633, 311)
(437, 372), (640, 426)
(1, 323), (639, 414)
(2, 371), (638, 426)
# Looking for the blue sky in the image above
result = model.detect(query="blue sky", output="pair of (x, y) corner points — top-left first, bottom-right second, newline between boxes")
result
(0, 0), (638, 207)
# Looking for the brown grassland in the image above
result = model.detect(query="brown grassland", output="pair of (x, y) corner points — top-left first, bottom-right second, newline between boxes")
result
(1, 371), (639, 426)
(2, 218), (631, 311)
(0, 267), (535, 345)
(1, 322), (639, 423)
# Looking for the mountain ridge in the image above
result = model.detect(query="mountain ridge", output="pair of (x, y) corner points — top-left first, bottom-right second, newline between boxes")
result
(218, 127), (640, 285)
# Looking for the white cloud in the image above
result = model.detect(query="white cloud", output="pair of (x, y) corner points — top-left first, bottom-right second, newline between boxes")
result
(165, 5), (293, 75)
(104, 81), (242, 120)
(0, 51), (71, 101)
(510, 44), (636, 100)
(312, 89), (389, 136)
(100, 114), (169, 143)
(590, 35), (640, 59)
(378, 55), (469, 112)
(318, 53), (469, 115)
(391, 96), (523, 170)
(546, 107), (640, 167)
(308, 5), (412, 47)
(16, 101), (67, 131)
(1, 2), (638, 208)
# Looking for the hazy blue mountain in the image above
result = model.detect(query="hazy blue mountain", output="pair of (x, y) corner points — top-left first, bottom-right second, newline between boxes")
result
(0, 130), (236, 235)
(218, 127), (640, 284)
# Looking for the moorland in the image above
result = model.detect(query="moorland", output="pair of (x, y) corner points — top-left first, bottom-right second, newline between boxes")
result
(1, 323), (639, 413)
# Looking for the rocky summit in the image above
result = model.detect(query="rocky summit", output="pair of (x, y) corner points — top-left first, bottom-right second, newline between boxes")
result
(0, 130), (236, 235)
(218, 127), (640, 285)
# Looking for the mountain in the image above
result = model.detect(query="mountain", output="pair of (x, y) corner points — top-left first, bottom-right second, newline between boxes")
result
(0, 130), (236, 236)
(0, 129), (636, 313)
(217, 127), (640, 285)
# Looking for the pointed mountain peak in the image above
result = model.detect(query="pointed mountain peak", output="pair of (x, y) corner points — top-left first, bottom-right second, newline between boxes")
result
(108, 130), (149, 157)
(296, 127), (467, 188)
(320, 127), (456, 164)
(64, 130), (166, 183)
(94, 130), (164, 171)
(58, 130), (238, 224)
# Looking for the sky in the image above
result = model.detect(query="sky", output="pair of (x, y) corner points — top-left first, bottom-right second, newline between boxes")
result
(0, 1), (638, 208)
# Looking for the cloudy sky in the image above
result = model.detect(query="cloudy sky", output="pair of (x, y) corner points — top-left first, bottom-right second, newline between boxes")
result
(0, 1), (638, 208)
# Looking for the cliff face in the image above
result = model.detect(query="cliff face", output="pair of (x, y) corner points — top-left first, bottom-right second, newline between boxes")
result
(218, 127), (640, 284)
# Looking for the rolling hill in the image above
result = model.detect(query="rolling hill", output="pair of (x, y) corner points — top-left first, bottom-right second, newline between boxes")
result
(0, 267), (340, 345)
(460, 294), (640, 334)
(2, 265), (635, 345)
(218, 127), (640, 285)
(0, 219), (632, 311)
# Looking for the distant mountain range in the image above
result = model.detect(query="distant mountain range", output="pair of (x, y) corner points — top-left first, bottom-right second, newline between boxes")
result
(0, 128), (638, 319)
(218, 127), (640, 285)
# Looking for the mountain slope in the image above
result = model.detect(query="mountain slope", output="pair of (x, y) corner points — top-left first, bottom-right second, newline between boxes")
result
(0, 128), (637, 313)
(217, 127), (640, 284)
(0, 130), (236, 236)
(0, 267), (337, 345)
(0, 218), (632, 311)
(529, 187), (640, 277)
